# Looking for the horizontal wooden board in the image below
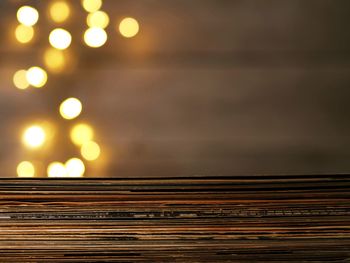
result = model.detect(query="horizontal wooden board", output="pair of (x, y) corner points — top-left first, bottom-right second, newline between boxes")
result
(0, 175), (349, 261)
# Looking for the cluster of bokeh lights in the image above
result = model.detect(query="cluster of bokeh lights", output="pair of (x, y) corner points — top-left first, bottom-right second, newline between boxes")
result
(14, 0), (140, 177)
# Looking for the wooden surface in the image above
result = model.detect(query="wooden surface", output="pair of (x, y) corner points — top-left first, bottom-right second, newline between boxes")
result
(0, 176), (349, 261)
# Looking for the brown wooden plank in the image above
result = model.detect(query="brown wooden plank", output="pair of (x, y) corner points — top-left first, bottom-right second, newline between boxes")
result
(0, 176), (349, 261)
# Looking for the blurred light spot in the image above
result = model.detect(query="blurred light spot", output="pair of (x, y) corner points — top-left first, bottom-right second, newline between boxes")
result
(26, 66), (47, 88)
(66, 158), (85, 177)
(13, 69), (29, 90)
(47, 162), (67, 177)
(44, 48), (65, 73)
(17, 161), (35, 177)
(70, 123), (94, 146)
(119, 17), (139, 38)
(81, 0), (102, 13)
(84, 27), (107, 48)
(81, 141), (100, 161)
(49, 1), (70, 23)
(15, 24), (34, 44)
(59, 98), (82, 120)
(22, 125), (46, 148)
(49, 28), (72, 50)
(87, 11), (109, 28)
(17, 6), (39, 26)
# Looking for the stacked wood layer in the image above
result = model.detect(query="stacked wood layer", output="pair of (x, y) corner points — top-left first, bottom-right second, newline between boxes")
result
(0, 176), (349, 262)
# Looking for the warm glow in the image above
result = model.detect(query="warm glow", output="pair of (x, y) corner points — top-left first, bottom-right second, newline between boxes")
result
(49, 1), (70, 23)
(70, 123), (94, 146)
(49, 28), (72, 50)
(22, 125), (46, 149)
(119, 17), (139, 38)
(43, 48), (66, 73)
(17, 6), (39, 26)
(15, 24), (34, 44)
(59, 98), (82, 120)
(84, 27), (107, 48)
(81, 0), (102, 13)
(86, 11), (109, 28)
(81, 141), (100, 161)
(26, 66), (47, 88)
(17, 161), (35, 177)
(66, 158), (85, 177)
(47, 162), (67, 177)
(13, 69), (29, 90)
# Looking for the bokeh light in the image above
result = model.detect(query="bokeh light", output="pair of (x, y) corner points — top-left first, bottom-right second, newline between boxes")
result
(43, 48), (66, 73)
(49, 1), (71, 23)
(17, 161), (35, 177)
(22, 125), (46, 149)
(84, 27), (107, 48)
(13, 2), (113, 178)
(59, 98), (83, 120)
(119, 17), (139, 38)
(13, 69), (30, 90)
(26, 66), (48, 88)
(81, 141), (101, 161)
(70, 123), (94, 146)
(81, 0), (102, 13)
(49, 28), (72, 50)
(87, 11), (109, 28)
(66, 158), (85, 177)
(15, 24), (34, 44)
(17, 6), (39, 26)
(47, 162), (67, 177)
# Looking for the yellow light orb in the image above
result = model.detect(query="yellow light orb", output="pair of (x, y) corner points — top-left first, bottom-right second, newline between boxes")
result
(81, 141), (100, 161)
(65, 158), (85, 177)
(84, 27), (107, 48)
(59, 98), (82, 120)
(17, 6), (39, 26)
(119, 17), (139, 38)
(86, 11), (109, 28)
(47, 162), (67, 177)
(15, 24), (34, 44)
(70, 123), (94, 146)
(22, 125), (46, 149)
(17, 161), (35, 177)
(49, 28), (72, 50)
(26, 66), (47, 88)
(81, 0), (102, 13)
(49, 1), (70, 23)
(13, 69), (30, 90)
(43, 48), (66, 73)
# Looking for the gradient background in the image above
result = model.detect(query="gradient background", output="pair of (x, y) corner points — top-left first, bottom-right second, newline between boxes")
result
(1, 0), (350, 177)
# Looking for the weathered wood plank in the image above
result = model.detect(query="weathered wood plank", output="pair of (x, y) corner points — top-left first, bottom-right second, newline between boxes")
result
(0, 176), (349, 261)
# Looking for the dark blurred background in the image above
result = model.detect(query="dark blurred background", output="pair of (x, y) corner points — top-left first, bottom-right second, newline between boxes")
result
(1, 0), (350, 177)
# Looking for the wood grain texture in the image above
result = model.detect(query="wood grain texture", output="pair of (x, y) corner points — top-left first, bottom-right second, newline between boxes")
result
(0, 175), (349, 262)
